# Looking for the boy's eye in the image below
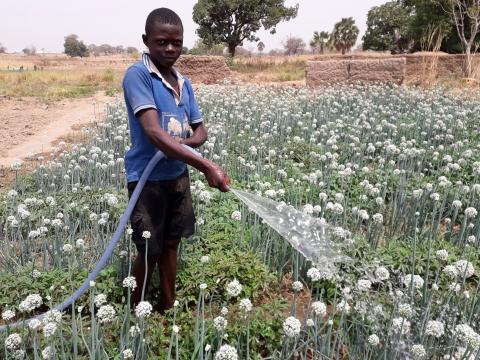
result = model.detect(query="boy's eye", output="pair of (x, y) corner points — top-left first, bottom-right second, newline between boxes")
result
(157, 40), (182, 47)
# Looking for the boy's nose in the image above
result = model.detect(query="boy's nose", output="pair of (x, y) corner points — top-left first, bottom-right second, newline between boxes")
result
(166, 44), (175, 52)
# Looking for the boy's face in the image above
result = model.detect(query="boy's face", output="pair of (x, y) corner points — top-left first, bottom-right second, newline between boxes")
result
(143, 22), (183, 69)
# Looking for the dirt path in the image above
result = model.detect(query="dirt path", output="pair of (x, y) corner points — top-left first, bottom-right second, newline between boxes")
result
(0, 92), (112, 169)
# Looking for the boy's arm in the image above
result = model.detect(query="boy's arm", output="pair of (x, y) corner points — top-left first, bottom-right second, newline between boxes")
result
(180, 122), (207, 148)
(137, 108), (229, 192)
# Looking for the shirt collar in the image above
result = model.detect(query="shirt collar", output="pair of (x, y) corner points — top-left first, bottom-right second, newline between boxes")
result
(142, 52), (184, 104)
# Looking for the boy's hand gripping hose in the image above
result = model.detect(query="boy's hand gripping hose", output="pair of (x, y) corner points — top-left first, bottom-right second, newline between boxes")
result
(1, 146), (201, 331)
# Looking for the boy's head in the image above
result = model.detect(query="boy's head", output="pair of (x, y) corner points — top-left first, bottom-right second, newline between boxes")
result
(143, 8), (183, 69)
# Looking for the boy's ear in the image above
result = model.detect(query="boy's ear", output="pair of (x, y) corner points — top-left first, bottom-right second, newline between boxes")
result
(142, 34), (148, 47)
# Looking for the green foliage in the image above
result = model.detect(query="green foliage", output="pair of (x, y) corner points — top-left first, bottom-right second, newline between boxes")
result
(310, 31), (329, 54)
(363, 1), (412, 52)
(329, 17), (360, 55)
(64, 34), (89, 58)
(402, 0), (463, 53)
(192, 0), (298, 56)
(0, 266), (122, 312)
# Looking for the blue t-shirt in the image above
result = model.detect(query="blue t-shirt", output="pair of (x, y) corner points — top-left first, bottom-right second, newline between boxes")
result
(122, 54), (203, 182)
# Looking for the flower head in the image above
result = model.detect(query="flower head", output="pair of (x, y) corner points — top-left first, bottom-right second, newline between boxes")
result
(226, 279), (242, 297)
(283, 316), (301, 338)
(135, 301), (152, 318)
(214, 344), (238, 360)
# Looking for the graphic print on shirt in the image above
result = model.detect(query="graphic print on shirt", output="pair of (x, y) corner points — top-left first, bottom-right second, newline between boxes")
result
(161, 112), (190, 139)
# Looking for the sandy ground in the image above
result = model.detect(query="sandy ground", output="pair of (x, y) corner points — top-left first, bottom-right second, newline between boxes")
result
(0, 92), (111, 169)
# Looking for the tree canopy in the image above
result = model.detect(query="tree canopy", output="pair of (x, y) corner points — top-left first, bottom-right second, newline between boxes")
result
(283, 36), (306, 55)
(310, 31), (329, 54)
(64, 34), (89, 57)
(329, 17), (360, 55)
(363, 1), (411, 52)
(192, 0), (298, 56)
(0, 43), (7, 54)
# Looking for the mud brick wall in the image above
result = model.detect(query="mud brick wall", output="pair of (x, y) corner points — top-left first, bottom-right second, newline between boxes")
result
(306, 58), (406, 86)
(176, 55), (232, 84)
(306, 54), (479, 86)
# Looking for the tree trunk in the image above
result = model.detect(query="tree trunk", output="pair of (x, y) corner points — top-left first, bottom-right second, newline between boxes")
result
(320, 44), (324, 54)
(341, 47), (346, 55)
(228, 43), (236, 57)
(463, 46), (472, 78)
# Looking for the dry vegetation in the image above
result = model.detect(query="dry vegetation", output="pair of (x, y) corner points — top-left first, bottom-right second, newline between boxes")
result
(0, 54), (132, 99)
(0, 68), (123, 99)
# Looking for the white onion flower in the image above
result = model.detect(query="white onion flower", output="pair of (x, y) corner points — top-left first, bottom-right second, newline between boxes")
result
(135, 301), (152, 318)
(283, 316), (301, 338)
(239, 298), (253, 313)
(97, 304), (116, 324)
(226, 279), (242, 297)
(43, 322), (58, 338)
(425, 320), (444, 338)
(122, 349), (134, 359)
(356, 279), (371, 292)
(368, 334), (380, 346)
(214, 316), (227, 331)
(4, 333), (22, 350)
(375, 266), (390, 281)
(391, 317), (410, 335)
(2, 309), (15, 321)
(311, 301), (327, 317)
(411, 344), (426, 359)
(19, 294), (43, 312)
(402, 274), (424, 289)
(214, 344), (238, 360)
(94, 293), (107, 307)
(41, 346), (53, 359)
(122, 276), (137, 290)
(292, 281), (303, 292)
(231, 211), (241, 221)
(435, 249), (448, 261)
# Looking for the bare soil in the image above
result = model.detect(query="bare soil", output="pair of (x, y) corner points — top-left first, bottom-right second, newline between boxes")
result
(0, 92), (111, 169)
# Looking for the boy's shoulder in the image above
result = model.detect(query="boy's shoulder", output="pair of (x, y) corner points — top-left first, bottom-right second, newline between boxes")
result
(125, 60), (149, 76)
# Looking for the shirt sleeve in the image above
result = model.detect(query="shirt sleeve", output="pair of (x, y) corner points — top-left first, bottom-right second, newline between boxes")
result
(122, 66), (157, 116)
(186, 80), (203, 125)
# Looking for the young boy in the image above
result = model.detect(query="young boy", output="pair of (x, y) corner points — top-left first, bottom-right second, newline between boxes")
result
(122, 8), (230, 313)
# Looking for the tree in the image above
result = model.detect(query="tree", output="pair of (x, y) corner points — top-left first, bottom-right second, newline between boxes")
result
(310, 31), (329, 54)
(257, 41), (265, 54)
(126, 46), (138, 54)
(329, 17), (360, 54)
(402, 0), (464, 53)
(22, 45), (36, 55)
(283, 36), (306, 55)
(0, 43), (6, 54)
(64, 34), (89, 57)
(363, 1), (412, 52)
(442, 0), (480, 77)
(192, 0), (298, 57)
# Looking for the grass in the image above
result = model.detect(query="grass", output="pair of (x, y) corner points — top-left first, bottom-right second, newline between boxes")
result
(0, 68), (124, 100)
(228, 57), (306, 82)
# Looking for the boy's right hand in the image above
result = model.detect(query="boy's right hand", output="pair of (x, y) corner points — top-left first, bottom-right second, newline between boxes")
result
(204, 161), (230, 192)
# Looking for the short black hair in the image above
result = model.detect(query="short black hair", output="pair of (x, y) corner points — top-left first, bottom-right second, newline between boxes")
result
(145, 8), (183, 35)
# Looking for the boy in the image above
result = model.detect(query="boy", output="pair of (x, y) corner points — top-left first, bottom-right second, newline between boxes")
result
(122, 8), (230, 313)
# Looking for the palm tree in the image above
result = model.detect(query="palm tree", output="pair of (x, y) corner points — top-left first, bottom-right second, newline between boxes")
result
(309, 31), (329, 54)
(329, 17), (360, 55)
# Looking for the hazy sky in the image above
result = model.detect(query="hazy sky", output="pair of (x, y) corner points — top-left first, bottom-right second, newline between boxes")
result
(0, 0), (387, 53)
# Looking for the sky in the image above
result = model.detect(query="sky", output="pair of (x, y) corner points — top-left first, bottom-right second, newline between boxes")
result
(0, 0), (387, 53)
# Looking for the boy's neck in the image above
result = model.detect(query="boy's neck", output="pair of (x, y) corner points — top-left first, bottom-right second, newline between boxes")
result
(150, 58), (175, 78)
